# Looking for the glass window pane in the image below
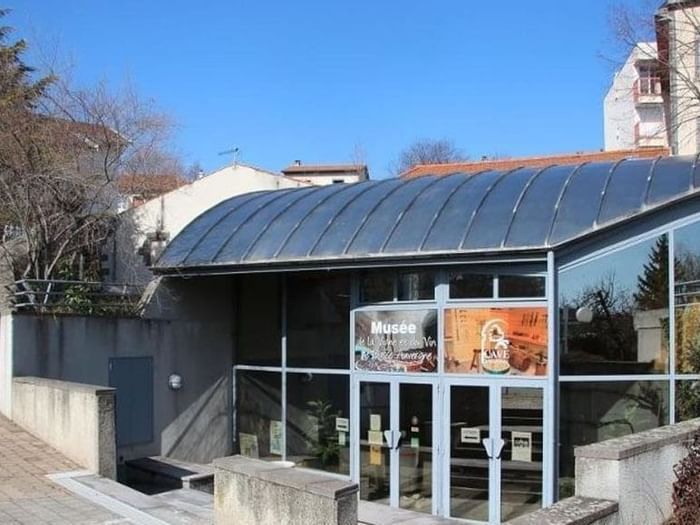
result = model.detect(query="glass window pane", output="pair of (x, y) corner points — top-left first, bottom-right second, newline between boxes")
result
(676, 380), (700, 422)
(286, 373), (350, 475)
(398, 271), (434, 301)
(674, 221), (700, 373)
(235, 274), (280, 366)
(501, 388), (543, 522)
(360, 382), (390, 503)
(236, 370), (282, 460)
(450, 385), (489, 521)
(597, 159), (654, 226)
(558, 381), (669, 498)
(559, 235), (670, 375)
(359, 270), (394, 303)
(449, 272), (493, 299)
(498, 275), (546, 298)
(287, 273), (350, 368)
(399, 383), (432, 513)
(444, 308), (548, 376)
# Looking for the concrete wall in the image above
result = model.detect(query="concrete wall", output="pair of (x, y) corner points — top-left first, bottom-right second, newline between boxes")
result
(4, 276), (235, 465)
(11, 376), (116, 479)
(575, 418), (700, 525)
(214, 456), (358, 525)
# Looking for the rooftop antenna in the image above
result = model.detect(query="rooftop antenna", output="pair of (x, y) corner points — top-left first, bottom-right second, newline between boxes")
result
(218, 146), (240, 167)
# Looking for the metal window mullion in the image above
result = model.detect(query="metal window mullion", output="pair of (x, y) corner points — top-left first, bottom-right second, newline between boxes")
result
(669, 229), (677, 424)
(491, 384), (503, 525)
(390, 380), (400, 508)
(436, 270), (448, 376)
(281, 275), (288, 462)
(544, 250), (558, 505)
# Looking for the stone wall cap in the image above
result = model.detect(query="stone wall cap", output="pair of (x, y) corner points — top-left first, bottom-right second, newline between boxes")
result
(214, 455), (358, 499)
(506, 496), (618, 525)
(574, 418), (700, 460)
(13, 376), (115, 395)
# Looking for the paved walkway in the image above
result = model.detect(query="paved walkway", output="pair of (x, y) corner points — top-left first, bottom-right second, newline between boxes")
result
(0, 414), (129, 525)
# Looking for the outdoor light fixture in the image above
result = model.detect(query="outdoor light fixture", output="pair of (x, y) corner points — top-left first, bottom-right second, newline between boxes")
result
(168, 373), (183, 391)
(575, 306), (594, 324)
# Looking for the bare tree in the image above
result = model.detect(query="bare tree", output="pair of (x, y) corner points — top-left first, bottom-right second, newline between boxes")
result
(390, 138), (467, 176)
(610, 1), (700, 153)
(0, 9), (181, 283)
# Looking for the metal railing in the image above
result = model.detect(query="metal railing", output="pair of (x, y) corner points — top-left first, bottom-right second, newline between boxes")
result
(7, 279), (144, 315)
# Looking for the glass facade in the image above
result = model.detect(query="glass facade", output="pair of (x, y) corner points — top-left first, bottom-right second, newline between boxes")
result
(231, 216), (700, 519)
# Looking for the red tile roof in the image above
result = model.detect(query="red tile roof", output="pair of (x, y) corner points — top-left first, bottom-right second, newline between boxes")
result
(400, 147), (670, 178)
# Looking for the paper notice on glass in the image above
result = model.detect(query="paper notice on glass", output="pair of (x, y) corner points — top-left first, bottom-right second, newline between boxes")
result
(239, 433), (259, 459)
(410, 437), (420, 448)
(338, 431), (346, 446)
(511, 431), (532, 462)
(370, 445), (382, 466)
(460, 427), (481, 444)
(336, 417), (349, 432)
(269, 420), (283, 456)
(370, 414), (381, 431)
(368, 430), (383, 446)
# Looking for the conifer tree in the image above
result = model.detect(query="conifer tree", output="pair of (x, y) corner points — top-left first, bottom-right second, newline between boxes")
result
(634, 236), (670, 310)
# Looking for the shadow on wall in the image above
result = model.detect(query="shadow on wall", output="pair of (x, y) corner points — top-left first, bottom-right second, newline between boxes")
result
(162, 375), (230, 464)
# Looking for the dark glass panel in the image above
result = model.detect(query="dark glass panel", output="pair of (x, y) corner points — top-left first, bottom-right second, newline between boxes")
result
(498, 275), (546, 298)
(397, 271), (434, 301)
(287, 273), (350, 369)
(235, 274), (281, 366)
(359, 270), (394, 303)
(449, 272), (493, 299)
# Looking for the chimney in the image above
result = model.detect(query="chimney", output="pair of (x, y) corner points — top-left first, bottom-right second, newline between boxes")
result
(294, 159), (302, 166)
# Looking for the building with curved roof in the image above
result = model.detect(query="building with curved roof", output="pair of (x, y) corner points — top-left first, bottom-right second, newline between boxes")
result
(148, 155), (700, 523)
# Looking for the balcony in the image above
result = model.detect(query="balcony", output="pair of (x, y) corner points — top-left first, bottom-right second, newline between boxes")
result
(633, 77), (663, 105)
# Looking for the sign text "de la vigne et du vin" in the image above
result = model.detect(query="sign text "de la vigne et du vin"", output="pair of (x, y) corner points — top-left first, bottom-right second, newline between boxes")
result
(354, 309), (438, 373)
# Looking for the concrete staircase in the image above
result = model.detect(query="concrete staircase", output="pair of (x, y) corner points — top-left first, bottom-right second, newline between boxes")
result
(49, 471), (213, 525)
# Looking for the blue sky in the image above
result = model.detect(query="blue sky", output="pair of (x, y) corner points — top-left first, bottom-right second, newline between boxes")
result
(10, 1), (620, 178)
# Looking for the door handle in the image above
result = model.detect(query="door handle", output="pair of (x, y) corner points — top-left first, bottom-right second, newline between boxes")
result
(494, 438), (505, 459)
(481, 437), (506, 459)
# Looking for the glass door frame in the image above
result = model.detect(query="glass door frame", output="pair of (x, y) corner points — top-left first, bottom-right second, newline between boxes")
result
(352, 373), (441, 515)
(442, 377), (548, 524)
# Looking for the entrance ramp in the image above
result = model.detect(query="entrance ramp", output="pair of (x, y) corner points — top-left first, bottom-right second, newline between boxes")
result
(49, 471), (213, 525)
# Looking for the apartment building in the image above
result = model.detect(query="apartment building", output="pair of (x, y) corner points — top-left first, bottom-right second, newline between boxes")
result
(656, 0), (700, 155)
(604, 43), (668, 151)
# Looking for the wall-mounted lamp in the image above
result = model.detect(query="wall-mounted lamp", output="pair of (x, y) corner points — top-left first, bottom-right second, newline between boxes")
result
(168, 373), (183, 391)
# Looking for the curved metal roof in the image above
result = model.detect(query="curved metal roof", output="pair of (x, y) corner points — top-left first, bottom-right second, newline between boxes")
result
(155, 155), (700, 272)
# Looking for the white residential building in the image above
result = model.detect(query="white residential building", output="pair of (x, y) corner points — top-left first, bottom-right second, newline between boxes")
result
(106, 164), (309, 285)
(281, 161), (369, 185)
(656, 0), (700, 155)
(604, 43), (668, 151)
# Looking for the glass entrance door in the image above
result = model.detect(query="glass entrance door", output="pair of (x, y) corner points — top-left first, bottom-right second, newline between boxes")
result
(447, 384), (544, 524)
(358, 379), (435, 514)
